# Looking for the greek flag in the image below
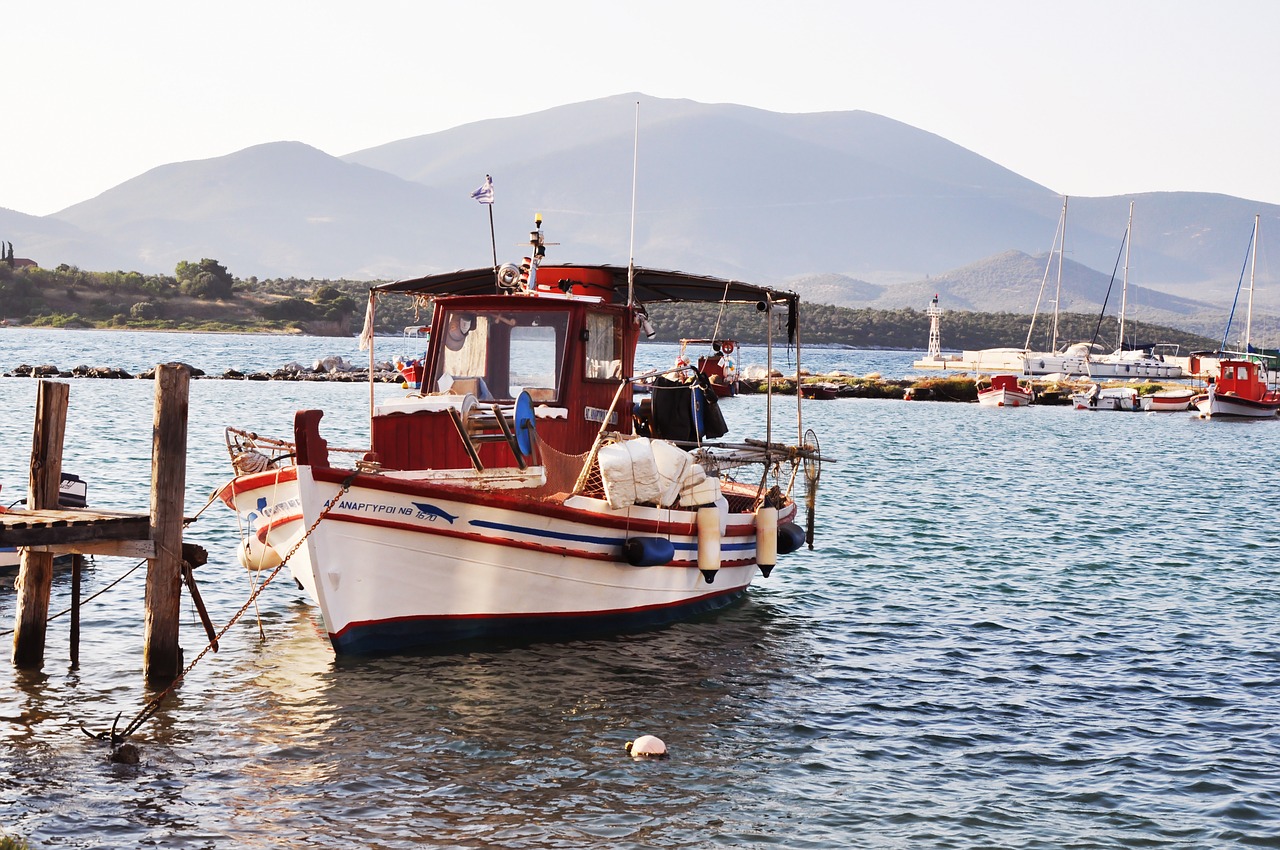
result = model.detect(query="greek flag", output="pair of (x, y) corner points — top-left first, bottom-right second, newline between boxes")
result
(470, 175), (494, 205)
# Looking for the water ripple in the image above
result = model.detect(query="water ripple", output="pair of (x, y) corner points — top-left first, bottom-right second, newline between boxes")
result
(1, 348), (1279, 847)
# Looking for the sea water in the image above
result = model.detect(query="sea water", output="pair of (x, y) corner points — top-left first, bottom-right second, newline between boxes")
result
(1, 330), (1278, 848)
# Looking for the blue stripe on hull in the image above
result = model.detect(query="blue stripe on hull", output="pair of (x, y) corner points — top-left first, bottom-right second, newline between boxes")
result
(328, 589), (749, 656)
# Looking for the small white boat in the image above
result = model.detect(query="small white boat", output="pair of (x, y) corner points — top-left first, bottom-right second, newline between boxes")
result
(1071, 384), (1142, 411)
(977, 374), (1033, 407)
(1140, 389), (1195, 412)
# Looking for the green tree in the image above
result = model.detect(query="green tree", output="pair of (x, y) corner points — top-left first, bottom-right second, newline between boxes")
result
(176, 258), (234, 300)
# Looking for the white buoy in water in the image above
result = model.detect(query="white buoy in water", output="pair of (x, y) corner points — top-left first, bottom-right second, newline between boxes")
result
(696, 506), (721, 583)
(756, 505), (778, 577)
(626, 735), (668, 759)
(237, 535), (282, 572)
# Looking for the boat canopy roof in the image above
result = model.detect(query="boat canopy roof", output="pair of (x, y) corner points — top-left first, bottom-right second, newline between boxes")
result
(373, 264), (798, 311)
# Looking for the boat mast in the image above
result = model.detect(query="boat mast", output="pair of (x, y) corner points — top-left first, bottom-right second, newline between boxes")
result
(1051, 196), (1068, 352)
(1119, 200), (1133, 350)
(626, 101), (640, 308)
(1245, 213), (1259, 351)
(1024, 198), (1066, 352)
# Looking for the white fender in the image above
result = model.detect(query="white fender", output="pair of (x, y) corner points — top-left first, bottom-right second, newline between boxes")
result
(238, 535), (283, 572)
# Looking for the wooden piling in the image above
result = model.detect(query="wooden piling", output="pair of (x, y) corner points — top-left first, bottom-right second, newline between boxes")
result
(11, 381), (69, 669)
(143, 364), (189, 683)
(71, 555), (82, 666)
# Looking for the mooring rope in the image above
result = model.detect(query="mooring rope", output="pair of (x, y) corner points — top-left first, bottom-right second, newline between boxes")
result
(2, 478), (237, 637)
(84, 475), (356, 754)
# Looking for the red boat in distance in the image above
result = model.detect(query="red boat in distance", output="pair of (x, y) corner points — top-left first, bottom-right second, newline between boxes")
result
(678, 338), (740, 398)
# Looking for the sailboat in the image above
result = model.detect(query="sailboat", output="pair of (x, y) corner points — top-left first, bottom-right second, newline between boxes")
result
(1080, 201), (1184, 379)
(1194, 215), (1280, 418)
(964, 198), (1182, 379)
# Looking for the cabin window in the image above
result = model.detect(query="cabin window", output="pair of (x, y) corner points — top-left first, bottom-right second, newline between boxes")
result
(432, 308), (568, 402)
(585, 312), (621, 380)
(510, 323), (564, 401)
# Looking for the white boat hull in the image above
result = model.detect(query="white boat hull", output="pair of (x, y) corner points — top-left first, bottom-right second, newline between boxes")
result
(977, 388), (1033, 407)
(224, 465), (798, 654)
(1193, 389), (1280, 419)
(961, 347), (1183, 379)
(1071, 387), (1142, 411)
(1141, 390), (1194, 412)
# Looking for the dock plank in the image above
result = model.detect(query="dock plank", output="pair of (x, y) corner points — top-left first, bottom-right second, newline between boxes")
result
(0, 509), (153, 545)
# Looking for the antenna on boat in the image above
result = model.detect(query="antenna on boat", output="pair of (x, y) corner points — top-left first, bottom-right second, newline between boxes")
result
(627, 100), (640, 307)
(471, 175), (499, 286)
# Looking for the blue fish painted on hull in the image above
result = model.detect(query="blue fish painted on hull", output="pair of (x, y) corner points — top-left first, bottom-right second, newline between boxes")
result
(411, 502), (459, 524)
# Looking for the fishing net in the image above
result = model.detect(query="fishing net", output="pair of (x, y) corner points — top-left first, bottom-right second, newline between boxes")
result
(537, 440), (604, 498)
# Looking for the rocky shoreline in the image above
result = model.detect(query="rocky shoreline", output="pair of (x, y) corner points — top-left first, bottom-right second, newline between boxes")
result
(4, 361), (1152, 406)
(5, 358), (406, 383)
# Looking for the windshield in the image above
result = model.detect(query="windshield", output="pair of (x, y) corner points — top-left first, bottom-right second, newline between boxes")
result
(432, 308), (570, 403)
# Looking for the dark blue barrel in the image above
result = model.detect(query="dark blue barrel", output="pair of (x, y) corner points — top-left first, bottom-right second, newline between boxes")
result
(623, 537), (676, 567)
(777, 523), (806, 555)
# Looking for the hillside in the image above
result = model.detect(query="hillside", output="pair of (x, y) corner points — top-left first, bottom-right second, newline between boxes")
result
(3, 93), (1277, 303)
(0, 262), (1221, 351)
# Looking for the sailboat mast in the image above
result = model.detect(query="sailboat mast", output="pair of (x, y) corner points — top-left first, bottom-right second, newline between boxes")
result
(1051, 196), (1068, 352)
(1245, 213), (1259, 351)
(1025, 198), (1065, 352)
(1119, 200), (1133, 350)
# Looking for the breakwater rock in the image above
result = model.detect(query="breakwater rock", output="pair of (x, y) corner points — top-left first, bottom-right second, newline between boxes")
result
(4, 359), (404, 383)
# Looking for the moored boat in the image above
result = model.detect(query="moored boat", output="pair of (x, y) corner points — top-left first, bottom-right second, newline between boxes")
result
(1140, 388), (1195, 412)
(220, 219), (823, 655)
(1071, 384), (1142, 411)
(1193, 360), (1280, 418)
(678, 338), (740, 398)
(800, 382), (839, 400)
(977, 374), (1033, 407)
(1194, 216), (1280, 419)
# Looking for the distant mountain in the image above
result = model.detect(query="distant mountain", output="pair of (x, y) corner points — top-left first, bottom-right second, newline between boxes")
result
(52, 142), (483, 279)
(0, 206), (132, 271)
(786, 272), (885, 307)
(2, 93), (1275, 328)
(861, 250), (1234, 342)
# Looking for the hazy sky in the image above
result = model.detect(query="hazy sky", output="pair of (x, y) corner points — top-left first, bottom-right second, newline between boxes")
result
(5, 0), (1278, 216)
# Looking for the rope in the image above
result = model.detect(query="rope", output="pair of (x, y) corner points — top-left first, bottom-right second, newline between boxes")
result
(85, 476), (356, 751)
(709, 278), (731, 343)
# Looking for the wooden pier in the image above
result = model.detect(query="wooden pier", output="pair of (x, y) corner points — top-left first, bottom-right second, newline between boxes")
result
(2, 364), (195, 682)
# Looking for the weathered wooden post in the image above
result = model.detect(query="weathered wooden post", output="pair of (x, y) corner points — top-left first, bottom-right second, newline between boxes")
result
(70, 554), (83, 666)
(143, 364), (189, 682)
(12, 380), (69, 669)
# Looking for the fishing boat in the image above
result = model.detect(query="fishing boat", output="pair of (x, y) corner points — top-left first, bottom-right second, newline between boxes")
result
(1140, 388), (1195, 412)
(677, 338), (739, 398)
(800, 382), (840, 400)
(1070, 384), (1142, 411)
(1194, 215), (1280, 419)
(977, 374), (1033, 407)
(1194, 360), (1280, 418)
(220, 218), (823, 655)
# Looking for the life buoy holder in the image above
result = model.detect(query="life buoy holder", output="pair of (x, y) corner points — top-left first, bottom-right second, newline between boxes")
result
(721, 341), (734, 354)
